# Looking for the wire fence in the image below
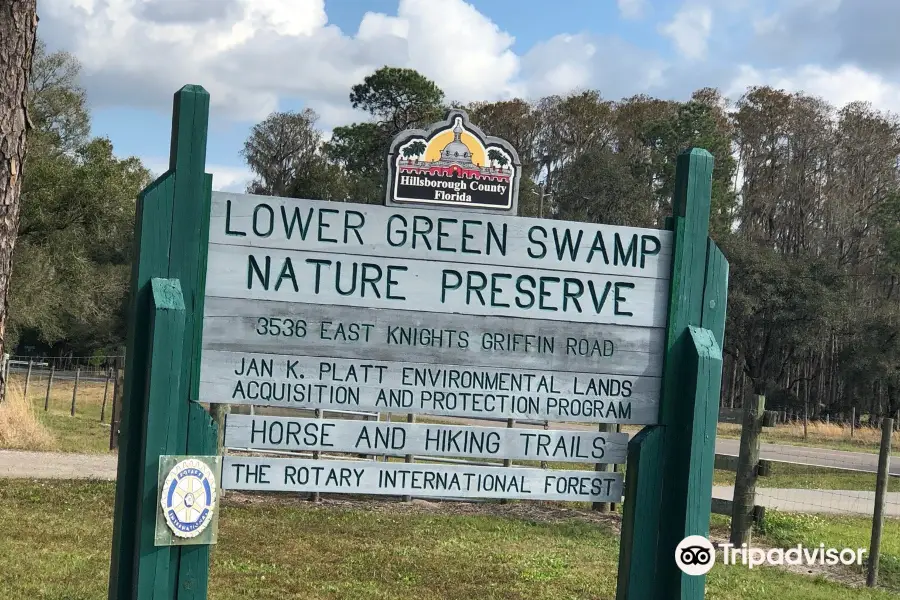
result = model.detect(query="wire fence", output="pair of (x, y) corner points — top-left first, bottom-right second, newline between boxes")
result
(717, 403), (899, 590)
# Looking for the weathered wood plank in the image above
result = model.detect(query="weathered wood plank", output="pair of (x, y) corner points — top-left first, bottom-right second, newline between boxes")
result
(205, 243), (670, 328)
(224, 414), (629, 463)
(221, 456), (623, 502)
(108, 170), (176, 600)
(711, 498), (764, 524)
(617, 148), (724, 600)
(211, 192), (673, 280)
(202, 297), (666, 377)
(199, 350), (660, 424)
(714, 454), (771, 476)
(135, 278), (186, 599)
(615, 425), (664, 600)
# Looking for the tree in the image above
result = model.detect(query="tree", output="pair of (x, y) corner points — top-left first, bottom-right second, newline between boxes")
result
(350, 66), (444, 133)
(5, 38), (151, 357)
(11, 138), (150, 355)
(552, 146), (651, 226)
(242, 109), (322, 197)
(0, 0), (38, 399)
(465, 99), (539, 174)
(28, 40), (90, 153)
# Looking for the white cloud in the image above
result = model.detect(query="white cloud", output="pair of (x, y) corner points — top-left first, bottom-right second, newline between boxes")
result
(209, 164), (255, 192)
(141, 156), (253, 192)
(659, 5), (712, 60)
(521, 33), (667, 99)
(41, 0), (521, 127)
(617, 0), (646, 20)
(727, 63), (900, 114)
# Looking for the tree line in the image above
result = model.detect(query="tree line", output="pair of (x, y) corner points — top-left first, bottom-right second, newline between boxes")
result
(17, 51), (900, 423)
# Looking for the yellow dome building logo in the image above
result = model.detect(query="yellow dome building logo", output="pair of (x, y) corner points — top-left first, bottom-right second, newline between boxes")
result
(386, 109), (521, 214)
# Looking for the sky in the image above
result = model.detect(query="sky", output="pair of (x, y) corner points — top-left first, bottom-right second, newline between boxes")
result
(38, 0), (900, 193)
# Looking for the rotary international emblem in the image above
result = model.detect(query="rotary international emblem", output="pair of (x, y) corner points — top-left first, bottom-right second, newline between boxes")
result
(160, 458), (218, 538)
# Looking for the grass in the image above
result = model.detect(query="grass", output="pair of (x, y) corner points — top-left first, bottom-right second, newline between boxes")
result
(717, 421), (900, 455)
(1, 479), (899, 599)
(759, 511), (900, 590)
(0, 382), (55, 451)
(0, 372), (116, 454)
(712, 462), (892, 492)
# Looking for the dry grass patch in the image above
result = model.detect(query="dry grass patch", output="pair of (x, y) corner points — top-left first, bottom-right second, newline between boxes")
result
(0, 383), (56, 451)
(717, 420), (899, 454)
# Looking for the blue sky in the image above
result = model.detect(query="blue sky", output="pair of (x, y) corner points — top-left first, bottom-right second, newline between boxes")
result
(38, 0), (900, 192)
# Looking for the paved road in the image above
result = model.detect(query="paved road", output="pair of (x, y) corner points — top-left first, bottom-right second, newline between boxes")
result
(714, 438), (900, 476)
(713, 486), (900, 517)
(0, 450), (117, 480)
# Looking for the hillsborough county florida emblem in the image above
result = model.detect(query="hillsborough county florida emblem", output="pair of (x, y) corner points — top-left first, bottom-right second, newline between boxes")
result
(386, 109), (521, 214)
(160, 458), (218, 538)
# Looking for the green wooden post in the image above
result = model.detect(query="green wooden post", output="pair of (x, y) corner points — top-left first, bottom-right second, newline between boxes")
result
(108, 85), (216, 600)
(616, 148), (728, 600)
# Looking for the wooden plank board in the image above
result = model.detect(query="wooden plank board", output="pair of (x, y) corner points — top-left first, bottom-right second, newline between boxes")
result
(221, 456), (623, 502)
(205, 243), (670, 328)
(211, 192), (673, 280)
(202, 297), (665, 377)
(224, 414), (629, 463)
(199, 350), (660, 424)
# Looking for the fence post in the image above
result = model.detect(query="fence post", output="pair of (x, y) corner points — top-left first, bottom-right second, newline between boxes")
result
(611, 423), (621, 512)
(867, 417), (893, 587)
(403, 413), (415, 502)
(540, 420), (549, 469)
(803, 398), (808, 439)
(616, 149), (728, 600)
(24, 357), (33, 398)
(100, 367), (112, 422)
(0, 352), (8, 401)
(311, 408), (321, 502)
(70, 367), (81, 416)
(44, 365), (55, 411)
(593, 423), (612, 512)
(500, 418), (515, 505)
(108, 86), (217, 600)
(109, 357), (124, 451)
(851, 407), (856, 439)
(731, 394), (765, 546)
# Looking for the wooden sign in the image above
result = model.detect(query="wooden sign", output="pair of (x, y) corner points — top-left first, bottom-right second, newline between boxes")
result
(201, 350), (659, 423)
(110, 85), (728, 600)
(210, 193), (673, 279)
(222, 456), (623, 502)
(203, 298), (665, 376)
(201, 192), (672, 424)
(224, 414), (629, 463)
(206, 245), (668, 327)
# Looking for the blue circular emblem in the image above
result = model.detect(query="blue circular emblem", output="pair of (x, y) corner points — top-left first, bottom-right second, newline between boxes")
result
(160, 458), (217, 538)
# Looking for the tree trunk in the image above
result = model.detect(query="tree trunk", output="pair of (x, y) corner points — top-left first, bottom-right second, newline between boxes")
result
(0, 1), (37, 402)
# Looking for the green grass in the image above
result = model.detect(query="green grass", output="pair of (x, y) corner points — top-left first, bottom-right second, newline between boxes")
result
(32, 398), (114, 454)
(758, 511), (900, 591)
(1, 479), (899, 599)
(713, 462), (887, 492)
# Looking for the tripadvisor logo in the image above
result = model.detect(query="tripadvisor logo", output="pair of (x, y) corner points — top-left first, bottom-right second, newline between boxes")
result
(386, 109), (521, 213)
(676, 535), (716, 576)
(676, 535), (869, 575)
